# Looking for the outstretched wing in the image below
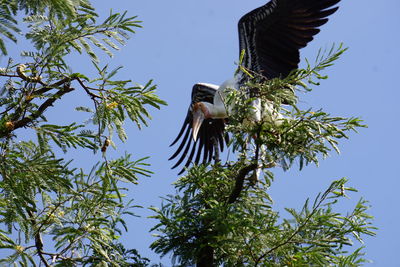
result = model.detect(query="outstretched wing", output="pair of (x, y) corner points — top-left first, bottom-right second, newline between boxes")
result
(169, 83), (228, 174)
(238, 0), (340, 79)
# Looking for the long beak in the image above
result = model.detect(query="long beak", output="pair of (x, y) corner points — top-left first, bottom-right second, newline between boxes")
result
(192, 109), (205, 142)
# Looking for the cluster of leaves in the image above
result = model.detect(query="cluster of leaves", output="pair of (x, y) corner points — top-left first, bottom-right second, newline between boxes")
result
(0, 142), (151, 265)
(151, 163), (255, 264)
(0, 0), (165, 139)
(226, 44), (364, 170)
(151, 164), (375, 266)
(0, 0), (88, 55)
(80, 65), (165, 145)
(0, 1), (165, 266)
(151, 44), (375, 266)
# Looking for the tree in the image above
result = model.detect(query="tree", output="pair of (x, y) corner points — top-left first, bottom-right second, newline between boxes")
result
(150, 45), (376, 266)
(0, 0), (165, 265)
(0, 1), (376, 266)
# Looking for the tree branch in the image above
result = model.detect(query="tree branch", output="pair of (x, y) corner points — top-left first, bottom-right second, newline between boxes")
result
(11, 86), (75, 131)
(76, 78), (102, 99)
(197, 137), (220, 267)
(0, 73), (19, 78)
(16, 64), (46, 85)
(197, 162), (258, 266)
(32, 76), (73, 95)
(26, 209), (50, 267)
(196, 245), (214, 267)
(227, 163), (257, 204)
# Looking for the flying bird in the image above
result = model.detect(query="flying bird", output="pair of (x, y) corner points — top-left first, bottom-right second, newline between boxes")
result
(170, 0), (341, 174)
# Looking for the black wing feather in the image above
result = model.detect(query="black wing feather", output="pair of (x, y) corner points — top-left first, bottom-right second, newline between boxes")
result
(238, 0), (341, 79)
(170, 84), (227, 174)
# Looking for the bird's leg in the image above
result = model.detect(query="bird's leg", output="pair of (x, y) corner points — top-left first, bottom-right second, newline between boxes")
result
(211, 136), (220, 164)
(249, 128), (261, 186)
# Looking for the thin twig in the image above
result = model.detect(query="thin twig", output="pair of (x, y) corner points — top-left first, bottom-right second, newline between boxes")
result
(76, 78), (102, 99)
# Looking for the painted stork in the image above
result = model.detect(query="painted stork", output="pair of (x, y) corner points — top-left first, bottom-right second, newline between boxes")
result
(170, 0), (341, 174)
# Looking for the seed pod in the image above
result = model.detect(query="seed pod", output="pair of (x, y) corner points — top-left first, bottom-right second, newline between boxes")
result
(101, 138), (110, 152)
(5, 121), (14, 131)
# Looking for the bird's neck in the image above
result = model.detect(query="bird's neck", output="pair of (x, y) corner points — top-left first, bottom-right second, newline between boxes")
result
(202, 102), (227, 119)
(212, 76), (239, 113)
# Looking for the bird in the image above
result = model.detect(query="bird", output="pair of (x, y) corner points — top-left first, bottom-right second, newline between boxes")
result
(170, 0), (341, 174)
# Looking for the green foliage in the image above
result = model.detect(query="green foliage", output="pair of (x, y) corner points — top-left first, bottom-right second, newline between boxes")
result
(8, 0), (87, 18)
(0, 1), (20, 55)
(86, 65), (166, 142)
(151, 44), (375, 266)
(0, 0), (165, 145)
(35, 123), (97, 152)
(151, 166), (375, 266)
(0, 0), (166, 265)
(0, 1), (375, 266)
(0, 0), (89, 55)
(0, 148), (152, 265)
(150, 163), (276, 265)
(227, 44), (364, 170)
(25, 8), (141, 64)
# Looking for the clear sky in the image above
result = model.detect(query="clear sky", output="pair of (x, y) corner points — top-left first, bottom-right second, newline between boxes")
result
(4, 0), (400, 265)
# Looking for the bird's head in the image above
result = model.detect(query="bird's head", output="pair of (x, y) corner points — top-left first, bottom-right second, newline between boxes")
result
(192, 102), (211, 141)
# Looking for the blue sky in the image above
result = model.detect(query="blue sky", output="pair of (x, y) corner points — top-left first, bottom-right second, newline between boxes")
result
(4, 0), (400, 265)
